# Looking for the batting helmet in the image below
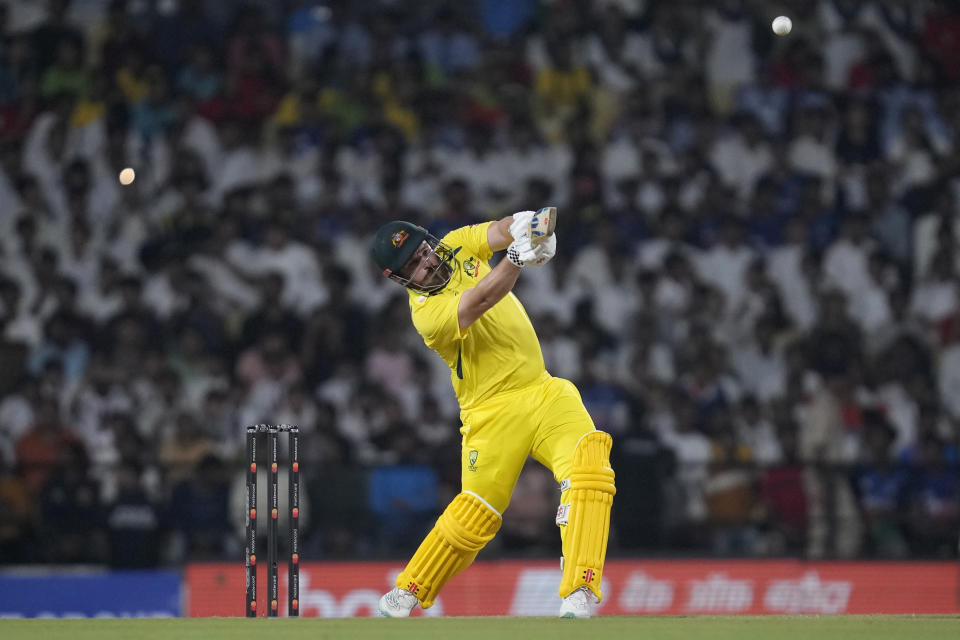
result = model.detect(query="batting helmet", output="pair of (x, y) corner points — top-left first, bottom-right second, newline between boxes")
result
(371, 221), (456, 294)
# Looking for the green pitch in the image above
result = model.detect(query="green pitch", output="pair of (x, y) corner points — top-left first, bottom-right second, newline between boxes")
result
(1, 616), (958, 640)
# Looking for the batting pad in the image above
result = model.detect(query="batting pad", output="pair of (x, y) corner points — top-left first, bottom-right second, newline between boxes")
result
(396, 491), (502, 608)
(558, 430), (616, 601)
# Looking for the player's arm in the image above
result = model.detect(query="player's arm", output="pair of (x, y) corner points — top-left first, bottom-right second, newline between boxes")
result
(460, 210), (556, 329)
(486, 215), (517, 252)
(457, 257), (522, 330)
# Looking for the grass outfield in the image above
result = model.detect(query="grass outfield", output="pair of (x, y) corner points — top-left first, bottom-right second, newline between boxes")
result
(0, 616), (958, 640)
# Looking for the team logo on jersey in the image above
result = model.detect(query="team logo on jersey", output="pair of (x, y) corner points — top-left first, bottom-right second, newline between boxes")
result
(391, 230), (410, 247)
(463, 256), (479, 278)
(468, 450), (479, 471)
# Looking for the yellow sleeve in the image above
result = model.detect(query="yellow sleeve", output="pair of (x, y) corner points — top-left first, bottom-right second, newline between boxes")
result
(411, 292), (463, 351)
(441, 222), (494, 262)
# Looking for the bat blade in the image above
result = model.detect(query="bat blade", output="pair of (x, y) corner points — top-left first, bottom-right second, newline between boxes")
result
(530, 206), (557, 244)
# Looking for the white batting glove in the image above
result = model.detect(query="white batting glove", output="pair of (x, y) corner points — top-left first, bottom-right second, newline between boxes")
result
(507, 233), (557, 267)
(525, 232), (557, 267)
(509, 211), (535, 241)
(506, 236), (533, 267)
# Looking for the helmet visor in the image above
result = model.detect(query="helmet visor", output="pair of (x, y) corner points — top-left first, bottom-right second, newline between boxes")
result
(389, 235), (457, 294)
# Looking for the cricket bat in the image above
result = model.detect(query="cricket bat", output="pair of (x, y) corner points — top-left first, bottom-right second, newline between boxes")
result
(530, 207), (557, 244)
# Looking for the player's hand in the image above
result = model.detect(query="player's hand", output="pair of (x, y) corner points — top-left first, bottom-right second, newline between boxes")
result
(506, 235), (532, 267)
(525, 233), (556, 267)
(509, 211), (535, 241)
(507, 233), (556, 267)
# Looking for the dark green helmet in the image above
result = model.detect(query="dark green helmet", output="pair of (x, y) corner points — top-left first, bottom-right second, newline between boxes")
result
(371, 221), (456, 294)
(371, 221), (428, 276)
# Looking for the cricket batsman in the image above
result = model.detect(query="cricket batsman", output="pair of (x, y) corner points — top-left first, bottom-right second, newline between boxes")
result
(370, 209), (616, 618)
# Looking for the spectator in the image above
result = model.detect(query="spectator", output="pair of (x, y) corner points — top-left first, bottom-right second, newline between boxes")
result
(31, 0), (84, 74)
(39, 36), (85, 99)
(0, 453), (31, 562)
(176, 43), (222, 103)
(14, 399), (79, 495)
(148, 1), (219, 71)
(703, 0), (756, 114)
(903, 433), (960, 556)
(737, 64), (789, 138)
(582, 4), (643, 97)
(910, 245), (959, 327)
(610, 416), (674, 550)
(103, 462), (165, 568)
(131, 66), (176, 142)
(660, 389), (712, 547)
(695, 217), (754, 314)
(836, 98), (882, 166)
(169, 453), (232, 561)
(709, 112), (773, 201)
(734, 395), (782, 465)
(93, 0), (143, 77)
(759, 419), (807, 554)
(158, 412), (217, 489)
(533, 38), (593, 143)
(704, 405), (759, 555)
(27, 309), (90, 382)
(799, 366), (864, 558)
(921, 1), (960, 82)
(418, 7), (480, 82)
(0, 279), (29, 395)
(37, 440), (105, 563)
(497, 463), (555, 553)
(854, 412), (910, 558)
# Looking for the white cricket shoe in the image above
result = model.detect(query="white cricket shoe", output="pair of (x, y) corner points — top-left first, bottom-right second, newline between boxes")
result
(559, 586), (596, 619)
(377, 587), (419, 617)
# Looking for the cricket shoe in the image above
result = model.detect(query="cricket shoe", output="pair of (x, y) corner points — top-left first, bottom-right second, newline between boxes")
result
(377, 587), (419, 617)
(559, 586), (596, 619)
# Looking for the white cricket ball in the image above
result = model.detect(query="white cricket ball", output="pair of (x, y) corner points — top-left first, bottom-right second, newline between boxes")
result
(772, 15), (792, 36)
(119, 167), (135, 185)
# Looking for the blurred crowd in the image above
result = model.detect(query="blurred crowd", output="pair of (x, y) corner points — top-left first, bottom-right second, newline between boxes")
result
(1, 0), (960, 568)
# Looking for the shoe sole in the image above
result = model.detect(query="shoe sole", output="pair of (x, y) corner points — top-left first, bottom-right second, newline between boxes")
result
(378, 604), (412, 618)
(560, 612), (589, 619)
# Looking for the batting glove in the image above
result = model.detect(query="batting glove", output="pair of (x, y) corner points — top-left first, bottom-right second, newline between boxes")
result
(525, 233), (557, 267)
(507, 233), (557, 267)
(509, 211), (535, 241)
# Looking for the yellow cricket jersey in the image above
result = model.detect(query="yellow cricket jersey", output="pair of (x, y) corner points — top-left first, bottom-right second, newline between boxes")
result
(408, 222), (547, 411)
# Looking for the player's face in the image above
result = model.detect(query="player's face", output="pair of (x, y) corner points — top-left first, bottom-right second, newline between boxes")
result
(401, 240), (448, 290)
